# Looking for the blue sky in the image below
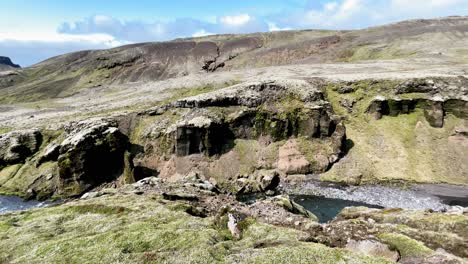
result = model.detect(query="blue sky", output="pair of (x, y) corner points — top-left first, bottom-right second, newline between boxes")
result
(1, 0), (467, 66)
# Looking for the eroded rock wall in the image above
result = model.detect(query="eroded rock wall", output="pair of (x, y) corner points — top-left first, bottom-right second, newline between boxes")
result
(0, 77), (466, 198)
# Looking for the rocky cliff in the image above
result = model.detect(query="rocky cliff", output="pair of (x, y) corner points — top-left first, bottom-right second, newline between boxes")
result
(0, 76), (466, 199)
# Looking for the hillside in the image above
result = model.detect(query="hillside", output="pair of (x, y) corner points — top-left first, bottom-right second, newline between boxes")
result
(0, 16), (467, 103)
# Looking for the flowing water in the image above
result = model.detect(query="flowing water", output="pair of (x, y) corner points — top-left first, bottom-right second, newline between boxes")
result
(291, 195), (383, 223)
(0, 195), (52, 214)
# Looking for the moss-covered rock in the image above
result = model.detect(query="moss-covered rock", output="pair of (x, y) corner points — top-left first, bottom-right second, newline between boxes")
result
(57, 120), (129, 196)
(377, 233), (433, 258)
(0, 194), (392, 264)
(330, 206), (468, 258)
(0, 129), (42, 166)
(323, 78), (468, 185)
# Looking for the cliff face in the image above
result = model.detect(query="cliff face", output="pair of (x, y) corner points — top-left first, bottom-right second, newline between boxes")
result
(0, 76), (466, 199)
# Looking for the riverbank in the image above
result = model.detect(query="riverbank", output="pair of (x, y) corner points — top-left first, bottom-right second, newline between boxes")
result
(282, 178), (468, 211)
(0, 195), (53, 214)
(0, 176), (466, 263)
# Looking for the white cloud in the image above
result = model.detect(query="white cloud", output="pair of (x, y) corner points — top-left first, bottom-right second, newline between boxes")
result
(324, 2), (339, 11)
(278, 0), (468, 30)
(58, 14), (267, 43)
(302, 0), (365, 27)
(0, 32), (124, 47)
(268, 22), (292, 32)
(192, 29), (214, 37)
(219, 14), (251, 26)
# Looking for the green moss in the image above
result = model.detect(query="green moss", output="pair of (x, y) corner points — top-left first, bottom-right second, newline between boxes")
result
(0, 194), (398, 263)
(0, 127), (13, 135)
(378, 233), (433, 258)
(0, 164), (23, 186)
(66, 204), (129, 215)
(323, 79), (468, 185)
(228, 243), (393, 264)
(233, 139), (260, 175)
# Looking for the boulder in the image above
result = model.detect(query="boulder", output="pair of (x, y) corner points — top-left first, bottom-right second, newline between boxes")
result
(255, 169), (280, 191)
(162, 192), (199, 201)
(57, 120), (128, 195)
(346, 239), (400, 262)
(271, 195), (318, 221)
(228, 213), (242, 239)
(234, 170), (280, 194)
(0, 129), (41, 165)
(339, 98), (356, 112)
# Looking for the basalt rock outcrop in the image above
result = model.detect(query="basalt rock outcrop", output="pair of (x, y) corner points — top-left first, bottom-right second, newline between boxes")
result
(56, 119), (129, 196)
(366, 77), (468, 128)
(131, 79), (347, 190)
(0, 119), (129, 198)
(0, 79), (347, 198)
(1, 76), (467, 198)
(323, 77), (468, 185)
(0, 129), (41, 166)
(366, 96), (460, 128)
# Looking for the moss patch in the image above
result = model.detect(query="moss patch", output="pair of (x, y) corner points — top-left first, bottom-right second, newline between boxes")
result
(0, 194), (393, 263)
(322, 79), (468, 185)
(378, 233), (433, 258)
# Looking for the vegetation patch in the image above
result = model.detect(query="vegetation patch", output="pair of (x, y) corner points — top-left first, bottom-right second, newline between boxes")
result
(378, 233), (433, 258)
(66, 204), (129, 215)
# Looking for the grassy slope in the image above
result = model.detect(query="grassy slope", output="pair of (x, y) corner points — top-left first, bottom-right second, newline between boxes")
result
(0, 194), (392, 264)
(322, 80), (468, 185)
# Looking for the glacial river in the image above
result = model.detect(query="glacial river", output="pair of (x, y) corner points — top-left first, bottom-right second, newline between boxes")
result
(0, 195), (52, 214)
(1, 181), (467, 223)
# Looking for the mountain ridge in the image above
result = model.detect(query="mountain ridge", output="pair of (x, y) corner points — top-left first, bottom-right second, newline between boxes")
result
(0, 56), (20, 71)
(1, 16), (467, 104)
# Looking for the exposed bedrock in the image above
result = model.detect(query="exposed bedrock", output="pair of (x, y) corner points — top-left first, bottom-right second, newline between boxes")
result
(366, 77), (468, 128)
(0, 119), (129, 198)
(131, 80), (347, 189)
(0, 129), (42, 166)
(323, 77), (468, 186)
(367, 97), (467, 128)
(56, 120), (129, 196)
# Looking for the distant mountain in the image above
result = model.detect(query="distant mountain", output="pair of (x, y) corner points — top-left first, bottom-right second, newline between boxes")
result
(1, 16), (467, 102)
(0, 56), (20, 71)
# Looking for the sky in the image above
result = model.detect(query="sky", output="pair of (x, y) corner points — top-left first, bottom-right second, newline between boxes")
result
(1, 0), (467, 66)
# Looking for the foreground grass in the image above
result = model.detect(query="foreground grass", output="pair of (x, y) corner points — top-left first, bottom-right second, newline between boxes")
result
(0, 194), (392, 264)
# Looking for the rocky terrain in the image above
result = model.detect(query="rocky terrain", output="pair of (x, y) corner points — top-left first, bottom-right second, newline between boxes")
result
(1, 177), (467, 263)
(0, 16), (467, 263)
